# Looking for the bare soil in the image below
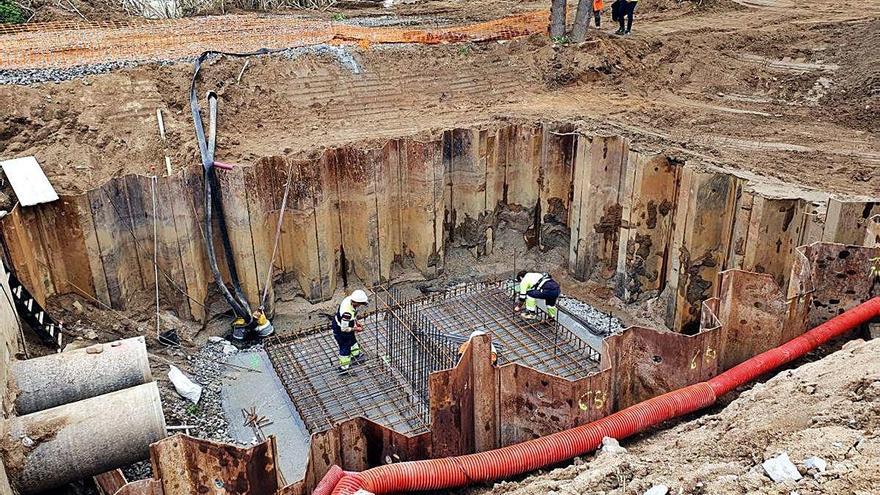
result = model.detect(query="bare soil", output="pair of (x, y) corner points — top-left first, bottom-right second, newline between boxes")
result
(462, 337), (880, 495)
(0, 0), (877, 196)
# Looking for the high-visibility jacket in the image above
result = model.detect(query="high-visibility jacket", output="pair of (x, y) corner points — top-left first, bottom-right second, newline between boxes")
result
(518, 272), (552, 300)
(593, 0), (604, 11)
(334, 296), (359, 332)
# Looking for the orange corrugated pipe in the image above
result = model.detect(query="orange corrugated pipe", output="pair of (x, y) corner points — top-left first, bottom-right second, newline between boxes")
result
(315, 297), (880, 495)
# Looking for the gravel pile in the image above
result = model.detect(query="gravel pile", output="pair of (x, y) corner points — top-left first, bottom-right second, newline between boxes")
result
(559, 296), (624, 336)
(163, 339), (239, 444)
(0, 60), (157, 86)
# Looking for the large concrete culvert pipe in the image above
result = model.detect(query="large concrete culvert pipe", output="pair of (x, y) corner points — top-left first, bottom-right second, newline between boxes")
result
(11, 336), (152, 415)
(2, 382), (166, 494)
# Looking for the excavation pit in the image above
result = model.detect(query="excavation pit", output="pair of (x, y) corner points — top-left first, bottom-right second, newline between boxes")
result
(265, 281), (602, 436)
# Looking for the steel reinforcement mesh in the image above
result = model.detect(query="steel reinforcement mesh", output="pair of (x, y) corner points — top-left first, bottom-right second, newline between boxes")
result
(265, 280), (601, 435)
(0, 12), (547, 70)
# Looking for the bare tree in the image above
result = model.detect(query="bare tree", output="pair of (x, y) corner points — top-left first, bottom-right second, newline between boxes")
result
(570, 0), (593, 42)
(550, 0), (567, 38)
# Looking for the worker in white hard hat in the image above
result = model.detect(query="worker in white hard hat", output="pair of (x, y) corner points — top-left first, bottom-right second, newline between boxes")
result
(514, 270), (561, 320)
(332, 289), (369, 373)
(457, 330), (498, 365)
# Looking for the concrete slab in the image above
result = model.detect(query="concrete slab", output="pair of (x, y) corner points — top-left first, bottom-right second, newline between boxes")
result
(220, 349), (310, 483)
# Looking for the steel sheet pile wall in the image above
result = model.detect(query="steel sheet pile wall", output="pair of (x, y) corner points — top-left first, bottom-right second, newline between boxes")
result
(2, 123), (876, 332)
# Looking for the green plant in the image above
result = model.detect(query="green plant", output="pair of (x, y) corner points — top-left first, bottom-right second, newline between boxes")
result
(0, 0), (25, 24)
(551, 35), (569, 45)
(458, 44), (472, 56)
(185, 403), (200, 416)
(331, 12), (344, 21)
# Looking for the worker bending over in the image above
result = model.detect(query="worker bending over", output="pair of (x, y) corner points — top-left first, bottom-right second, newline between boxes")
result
(457, 330), (498, 365)
(514, 271), (561, 320)
(332, 289), (369, 373)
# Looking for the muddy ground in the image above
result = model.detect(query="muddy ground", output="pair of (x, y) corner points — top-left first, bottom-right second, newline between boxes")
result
(1, 0), (878, 196)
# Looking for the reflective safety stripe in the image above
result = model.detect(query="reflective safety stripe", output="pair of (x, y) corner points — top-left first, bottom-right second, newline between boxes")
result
(351, 343), (361, 357)
(546, 305), (558, 318)
(339, 355), (352, 367)
(525, 297), (537, 311)
(334, 296), (359, 330)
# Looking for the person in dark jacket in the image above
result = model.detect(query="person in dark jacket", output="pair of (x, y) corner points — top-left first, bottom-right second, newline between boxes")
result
(615, 0), (638, 35)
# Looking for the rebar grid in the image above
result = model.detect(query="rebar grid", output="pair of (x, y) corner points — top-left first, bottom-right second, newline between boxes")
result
(265, 280), (601, 435)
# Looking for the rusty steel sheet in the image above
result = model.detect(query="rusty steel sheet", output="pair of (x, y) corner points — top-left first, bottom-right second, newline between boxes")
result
(429, 333), (474, 458)
(602, 325), (721, 410)
(150, 434), (280, 495)
(540, 123), (577, 228)
(822, 199), (880, 246)
(115, 479), (163, 495)
(713, 270), (788, 370)
(791, 242), (880, 328)
(293, 417), (431, 495)
(93, 469), (127, 495)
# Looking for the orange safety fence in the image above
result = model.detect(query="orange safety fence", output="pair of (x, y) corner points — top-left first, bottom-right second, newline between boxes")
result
(0, 11), (548, 70)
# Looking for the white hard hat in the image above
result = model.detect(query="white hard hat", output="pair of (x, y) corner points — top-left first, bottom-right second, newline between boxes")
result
(351, 289), (369, 304)
(469, 330), (487, 338)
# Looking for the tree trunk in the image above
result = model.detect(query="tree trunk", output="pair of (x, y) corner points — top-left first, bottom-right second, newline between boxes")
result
(550, 0), (567, 38)
(570, 0), (593, 42)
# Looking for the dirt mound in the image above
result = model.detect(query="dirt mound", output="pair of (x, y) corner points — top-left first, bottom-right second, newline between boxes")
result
(465, 338), (880, 495)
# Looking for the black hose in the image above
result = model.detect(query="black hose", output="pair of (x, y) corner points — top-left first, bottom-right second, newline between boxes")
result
(190, 49), (279, 322)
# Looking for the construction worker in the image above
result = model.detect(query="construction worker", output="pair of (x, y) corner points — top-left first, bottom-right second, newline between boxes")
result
(457, 330), (498, 365)
(593, 0), (604, 27)
(514, 271), (561, 320)
(332, 289), (369, 373)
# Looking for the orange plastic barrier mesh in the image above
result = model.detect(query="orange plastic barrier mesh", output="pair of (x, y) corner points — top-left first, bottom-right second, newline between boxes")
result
(0, 11), (548, 70)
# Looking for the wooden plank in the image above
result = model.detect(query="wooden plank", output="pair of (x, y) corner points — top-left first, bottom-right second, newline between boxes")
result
(89, 180), (144, 309)
(375, 141), (399, 282)
(503, 124), (542, 208)
(280, 160), (325, 302)
(484, 128), (505, 210)
(540, 123), (576, 226)
(617, 153), (680, 302)
(43, 197), (96, 298)
(0, 206), (49, 306)
(217, 167), (260, 309)
(444, 128), (486, 246)
(568, 135), (590, 278)
(398, 139), (443, 277)
(334, 147), (381, 285)
(151, 176), (191, 319)
(245, 159), (279, 313)
(571, 135), (629, 281)
(77, 192), (111, 307)
(167, 172), (209, 321)
(314, 151), (341, 300)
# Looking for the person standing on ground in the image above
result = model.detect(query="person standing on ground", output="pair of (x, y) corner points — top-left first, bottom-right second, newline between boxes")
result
(514, 271), (561, 321)
(332, 289), (369, 373)
(593, 0), (604, 27)
(616, 0), (637, 35)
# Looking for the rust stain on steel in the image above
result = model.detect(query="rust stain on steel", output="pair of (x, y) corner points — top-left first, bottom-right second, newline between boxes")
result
(150, 434), (279, 495)
(115, 479), (163, 495)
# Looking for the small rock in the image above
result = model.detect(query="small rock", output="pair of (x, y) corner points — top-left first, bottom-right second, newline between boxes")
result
(601, 436), (627, 454)
(72, 300), (85, 313)
(21, 436), (34, 448)
(842, 339), (865, 350)
(86, 344), (104, 354)
(644, 485), (669, 495)
(222, 344), (238, 355)
(762, 453), (802, 483)
(84, 330), (98, 340)
(208, 336), (225, 343)
(804, 456), (827, 473)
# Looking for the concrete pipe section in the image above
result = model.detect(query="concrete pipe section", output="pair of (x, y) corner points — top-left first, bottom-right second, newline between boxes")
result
(3, 382), (166, 494)
(11, 336), (152, 415)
